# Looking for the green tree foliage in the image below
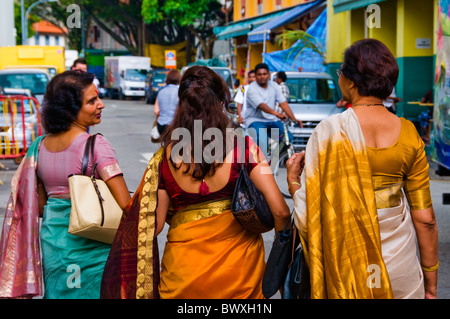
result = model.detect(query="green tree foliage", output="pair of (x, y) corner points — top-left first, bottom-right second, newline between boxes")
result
(14, 0), (40, 45)
(142, 0), (226, 59)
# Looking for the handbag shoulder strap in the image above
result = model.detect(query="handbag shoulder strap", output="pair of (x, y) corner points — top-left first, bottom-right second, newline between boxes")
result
(81, 133), (102, 176)
(233, 135), (247, 170)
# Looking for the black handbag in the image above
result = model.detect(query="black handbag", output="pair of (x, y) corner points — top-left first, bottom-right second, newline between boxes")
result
(262, 217), (310, 299)
(282, 231), (310, 299)
(231, 163), (274, 233)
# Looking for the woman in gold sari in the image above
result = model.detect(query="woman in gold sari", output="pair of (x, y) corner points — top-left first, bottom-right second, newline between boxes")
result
(286, 39), (438, 299)
(101, 65), (290, 299)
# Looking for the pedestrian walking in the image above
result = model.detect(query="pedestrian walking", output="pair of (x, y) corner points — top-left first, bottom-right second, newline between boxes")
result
(153, 69), (181, 136)
(286, 38), (438, 299)
(100, 65), (290, 299)
(0, 70), (131, 298)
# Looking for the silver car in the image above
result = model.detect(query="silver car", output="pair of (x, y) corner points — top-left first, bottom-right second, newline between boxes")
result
(0, 68), (50, 106)
(272, 71), (342, 149)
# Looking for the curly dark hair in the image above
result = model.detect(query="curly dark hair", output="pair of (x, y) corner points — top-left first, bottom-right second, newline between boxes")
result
(162, 65), (232, 180)
(41, 70), (94, 134)
(341, 38), (399, 100)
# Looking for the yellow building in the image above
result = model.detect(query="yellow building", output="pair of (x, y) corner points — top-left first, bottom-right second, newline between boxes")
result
(216, 0), (438, 124)
(215, 0), (325, 84)
(327, 0), (437, 122)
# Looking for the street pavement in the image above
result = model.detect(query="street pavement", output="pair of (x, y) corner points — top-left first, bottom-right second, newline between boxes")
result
(0, 97), (449, 298)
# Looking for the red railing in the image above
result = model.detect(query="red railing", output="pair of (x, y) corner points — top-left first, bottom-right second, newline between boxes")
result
(0, 95), (43, 162)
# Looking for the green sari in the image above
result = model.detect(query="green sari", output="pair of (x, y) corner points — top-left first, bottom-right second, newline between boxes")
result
(0, 136), (112, 298)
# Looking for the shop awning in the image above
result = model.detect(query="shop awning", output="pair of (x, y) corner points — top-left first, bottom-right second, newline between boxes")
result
(332, 0), (386, 14)
(214, 9), (290, 40)
(248, 0), (325, 43)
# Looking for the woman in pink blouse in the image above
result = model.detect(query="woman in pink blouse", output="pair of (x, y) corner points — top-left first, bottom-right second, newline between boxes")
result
(0, 70), (130, 299)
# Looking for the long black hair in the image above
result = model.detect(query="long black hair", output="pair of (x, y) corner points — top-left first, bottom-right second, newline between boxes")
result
(162, 65), (233, 180)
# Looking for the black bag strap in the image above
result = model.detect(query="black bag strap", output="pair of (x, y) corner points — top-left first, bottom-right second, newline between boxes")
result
(233, 135), (247, 171)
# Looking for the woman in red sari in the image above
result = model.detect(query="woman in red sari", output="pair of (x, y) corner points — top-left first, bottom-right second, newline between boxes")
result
(101, 66), (290, 299)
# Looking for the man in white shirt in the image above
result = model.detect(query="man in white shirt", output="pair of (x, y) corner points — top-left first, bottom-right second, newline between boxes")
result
(234, 69), (255, 127)
(245, 63), (302, 158)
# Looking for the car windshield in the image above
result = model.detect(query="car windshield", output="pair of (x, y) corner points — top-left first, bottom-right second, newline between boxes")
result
(125, 69), (148, 81)
(286, 78), (339, 104)
(0, 73), (49, 95)
(212, 69), (233, 89)
(154, 70), (169, 84)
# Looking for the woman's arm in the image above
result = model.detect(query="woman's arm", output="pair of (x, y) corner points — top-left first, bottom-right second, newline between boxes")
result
(410, 206), (439, 299)
(105, 175), (132, 210)
(155, 189), (170, 235)
(37, 178), (48, 217)
(154, 98), (160, 116)
(249, 162), (290, 233)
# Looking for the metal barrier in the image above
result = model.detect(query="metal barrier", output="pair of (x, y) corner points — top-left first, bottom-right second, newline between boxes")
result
(0, 95), (43, 163)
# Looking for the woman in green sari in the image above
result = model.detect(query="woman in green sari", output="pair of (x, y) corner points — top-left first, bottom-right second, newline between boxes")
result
(0, 71), (131, 298)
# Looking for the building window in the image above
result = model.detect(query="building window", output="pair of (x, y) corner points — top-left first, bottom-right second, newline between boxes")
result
(276, 0), (282, 10)
(55, 36), (59, 46)
(257, 0), (263, 14)
(241, 0), (245, 17)
(94, 25), (100, 42)
(45, 35), (50, 45)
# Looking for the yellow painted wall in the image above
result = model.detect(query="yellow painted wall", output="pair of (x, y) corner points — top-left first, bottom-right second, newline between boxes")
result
(397, 0), (434, 58)
(249, 44), (262, 69)
(369, 0), (397, 57)
(326, 1), (350, 63)
(350, 8), (365, 45)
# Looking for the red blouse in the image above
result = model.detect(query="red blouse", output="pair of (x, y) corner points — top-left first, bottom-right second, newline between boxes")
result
(158, 136), (264, 212)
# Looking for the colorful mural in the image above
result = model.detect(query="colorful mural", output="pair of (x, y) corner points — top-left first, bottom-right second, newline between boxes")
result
(434, 0), (450, 170)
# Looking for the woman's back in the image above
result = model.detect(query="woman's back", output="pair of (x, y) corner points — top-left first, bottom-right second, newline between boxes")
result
(37, 133), (121, 196)
(353, 105), (401, 149)
(160, 137), (262, 211)
(354, 106), (431, 210)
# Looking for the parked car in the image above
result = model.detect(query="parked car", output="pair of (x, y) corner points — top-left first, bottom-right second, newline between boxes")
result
(0, 95), (41, 160)
(272, 71), (342, 149)
(1, 87), (33, 98)
(0, 68), (51, 106)
(145, 69), (169, 104)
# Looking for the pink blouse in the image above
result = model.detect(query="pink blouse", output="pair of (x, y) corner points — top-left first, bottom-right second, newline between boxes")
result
(37, 133), (123, 196)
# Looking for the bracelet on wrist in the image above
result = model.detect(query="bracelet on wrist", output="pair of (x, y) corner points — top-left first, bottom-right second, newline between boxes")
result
(421, 260), (439, 272)
(289, 181), (301, 188)
(288, 182), (301, 194)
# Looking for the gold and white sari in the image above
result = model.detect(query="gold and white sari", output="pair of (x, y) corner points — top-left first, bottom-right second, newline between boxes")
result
(293, 108), (424, 299)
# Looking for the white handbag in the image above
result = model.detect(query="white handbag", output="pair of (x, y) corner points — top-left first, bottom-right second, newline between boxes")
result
(68, 134), (123, 244)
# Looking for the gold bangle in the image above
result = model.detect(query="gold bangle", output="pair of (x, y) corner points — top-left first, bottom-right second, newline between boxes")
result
(421, 260), (439, 272)
(289, 181), (301, 188)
